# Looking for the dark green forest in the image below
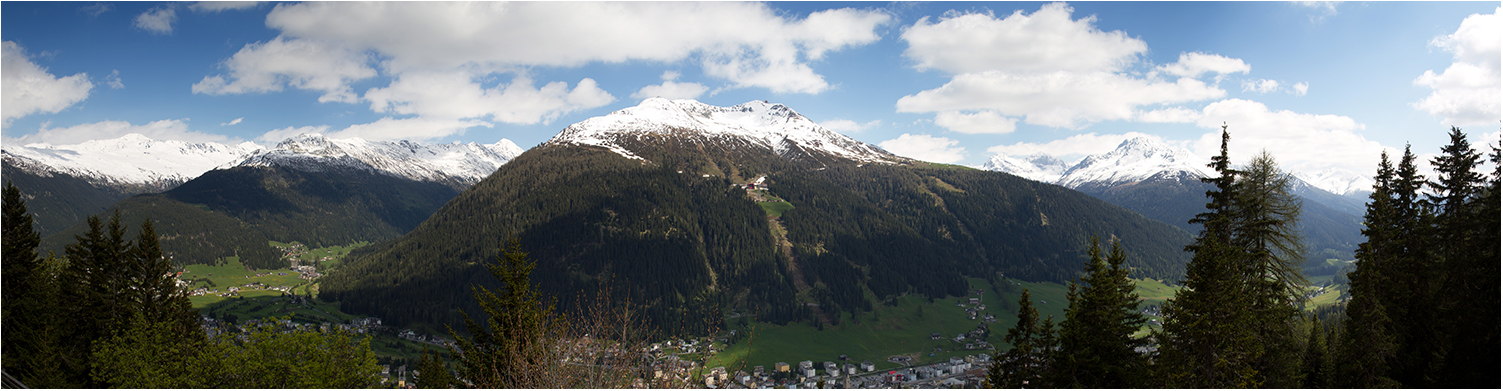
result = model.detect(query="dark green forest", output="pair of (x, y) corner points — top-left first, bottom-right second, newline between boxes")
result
(1, 162), (133, 236)
(322, 136), (1193, 335)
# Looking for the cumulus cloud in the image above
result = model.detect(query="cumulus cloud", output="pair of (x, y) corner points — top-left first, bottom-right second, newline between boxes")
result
(1412, 6), (1500, 126)
(259, 2), (889, 93)
(987, 131), (1165, 160)
(1292, 82), (1309, 96)
(193, 36), (377, 103)
(896, 3), (1239, 130)
(901, 3), (1146, 74)
(80, 3), (113, 17)
(327, 117), (492, 142)
(134, 6), (176, 34)
(819, 119), (882, 133)
(897, 70), (1225, 128)
(1193, 98), (1384, 176)
(878, 133), (966, 163)
(632, 71), (710, 100)
(16, 119), (230, 145)
(1157, 52), (1250, 79)
(933, 111), (1017, 134)
(364, 72), (614, 125)
(2, 41), (93, 127)
(1135, 107), (1202, 123)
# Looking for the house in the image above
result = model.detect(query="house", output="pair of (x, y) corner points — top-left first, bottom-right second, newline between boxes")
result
(824, 361), (839, 377)
(844, 363), (857, 375)
(860, 360), (875, 372)
(968, 297), (980, 305)
(931, 332), (942, 340)
(799, 361), (816, 378)
(774, 362), (790, 373)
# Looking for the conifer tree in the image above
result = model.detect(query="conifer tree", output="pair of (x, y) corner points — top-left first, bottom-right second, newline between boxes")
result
(451, 238), (566, 388)
(988, 289), (1057, 388)
(1428, 128), (1499, 387)
(1339, 151), (1400, 388)
(414, 346), (456, 388)
(1233, 150), (1308, 387)
(1052, 238), (1147, 388)
(1155, 126), (1261, 388)
(1301, 317), (1331, 388)
(2, 182), (66, 387)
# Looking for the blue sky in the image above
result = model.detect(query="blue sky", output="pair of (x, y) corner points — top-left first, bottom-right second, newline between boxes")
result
(3, 1), (1498, 180)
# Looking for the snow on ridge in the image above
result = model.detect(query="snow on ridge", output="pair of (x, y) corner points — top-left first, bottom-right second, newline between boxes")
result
(3, 133), (260, 186)
(230, 133), (524, 185)
(1057, 137), (1207, 189)
(1294, 168), (1373, 196)
(546, 98), (901, 164)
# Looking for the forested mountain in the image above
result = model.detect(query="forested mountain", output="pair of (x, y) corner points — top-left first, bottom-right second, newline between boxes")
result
(39, 165), (460, 268)
(1, 160), (133, 236)
(321, 99), (1193, 333)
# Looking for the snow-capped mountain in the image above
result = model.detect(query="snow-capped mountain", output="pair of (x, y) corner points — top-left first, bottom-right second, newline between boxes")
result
(1295, 168), (1373, 197)
(1056, 137), (1208, 190)
(228, 133), (524, 187)
(2, 134), (261, 190)
(546, 98), (904, 164)
(981, 153), (1069, 182)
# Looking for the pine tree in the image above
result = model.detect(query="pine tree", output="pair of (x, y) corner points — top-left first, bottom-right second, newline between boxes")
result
(1389, 145), (1444, 387)
(1154, 126), (1261, 388)
(414, 346), (456, 388)
(988, 289), (1057, 388)
(1052, 238), (1147, 388)
(2, 182), (66, 387)
(1429, 127), (1499, 388)
(1301, 317), (1331, 388)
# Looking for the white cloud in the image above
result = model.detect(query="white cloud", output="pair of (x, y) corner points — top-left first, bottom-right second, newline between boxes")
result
(933, 111), (1017, 134)
(1135, 107), (1202, 123)
(327, 117), (493, 142)
(1298, 1), (1341, 23)
(221, 117), (243, 126)
(2, 41), (93, 127)
(987, 131), (1164, 160)
(819, 119), (882, 133)
(258, 125), (327, 143)
(192, 36), (377, 104)
(878, 133), (966, 163)
(17, 119), (230, 145)
(1193, 99), (1384, 177)
(896, 3), (1236, 129)
(105, 69), (124, 89)
(364, 72), (614, 125)
(1412, 6), (1501, 126)
(632, 71), (710, 100)
(897, 70), (1225, 128)
(1292, 82), (1309, 96)
(1242, 79), (1281, 93)
(1157, 52), (1250, 79)
(260, 2), (889, 94)
(901, 3), (1146, 74)
(189, 2), (260, 12)
(134, 6), (176, 34)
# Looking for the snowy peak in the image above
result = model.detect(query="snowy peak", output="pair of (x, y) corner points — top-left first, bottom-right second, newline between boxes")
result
(546, 98), (903, 164)
(2, 133), (261, 190)
(231, 133), (522, 187)
(981, 153), (1068, 182)
(1294, 168), (1373, 196)
(1057, 137), (1207, 189)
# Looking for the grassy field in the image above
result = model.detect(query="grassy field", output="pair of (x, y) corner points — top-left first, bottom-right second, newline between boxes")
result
(706, 278), (1070, 372)
(758, 201), (795, 218)
(181, 257), (303, 308)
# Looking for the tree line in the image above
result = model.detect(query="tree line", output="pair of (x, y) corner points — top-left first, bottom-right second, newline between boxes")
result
(986, 126), (1499, 388)
(2, 183), (382, 388)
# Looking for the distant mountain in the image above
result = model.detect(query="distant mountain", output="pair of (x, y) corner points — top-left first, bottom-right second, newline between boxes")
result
(3, 133), (261, 192)
(2, 157), (132, 236)
(37, 135), (523, 268)
(322, 99), (1193, 332)
(983, 136), (1365, 265)
(980, 153), (1068, 182)
(1295, 168), (1374, 198)
(228, 133), (524, 190)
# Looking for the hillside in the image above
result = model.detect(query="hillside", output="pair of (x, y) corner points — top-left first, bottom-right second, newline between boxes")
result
(2, 160), (133, 236)
(320, 99), (1194, 334)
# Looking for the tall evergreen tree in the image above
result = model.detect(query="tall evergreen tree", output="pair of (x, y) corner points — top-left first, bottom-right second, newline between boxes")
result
(1339, 151), (1401, 388)
(1428, 127), (1499, 388)
(414, 346), (456, 389)
(1301, 317), (1332, 388)
(988, 289), (1057, 388)
(2, 182), (65, 387)
(1155, 126), (1261, 388)
(450, 238), (566, 388)
(1388, 145), (1445, 387)
(1052, 238), (1148, 388)
(1233, 150), (1308, 387)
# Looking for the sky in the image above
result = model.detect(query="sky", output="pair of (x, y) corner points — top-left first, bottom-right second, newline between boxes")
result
(2, 1), (1498, 180)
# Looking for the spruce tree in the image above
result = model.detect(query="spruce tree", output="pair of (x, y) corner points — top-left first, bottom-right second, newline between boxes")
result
(1052, 238), (1147, 388)
(1301, 317), (1331, 388)
(1155, 126), (1261, 388)
(1429, 128), (1499, 388)
(451, 238), (566, 388)
(2, 182), (62, 387)
(1339, 151), (1400, 387)
(414, 346), (456, 388)
(988, 289), (1057, 388)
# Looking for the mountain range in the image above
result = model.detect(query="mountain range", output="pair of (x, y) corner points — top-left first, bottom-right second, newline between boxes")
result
(982, 136), (1366, 265)
(320, 99), (1195, 332)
